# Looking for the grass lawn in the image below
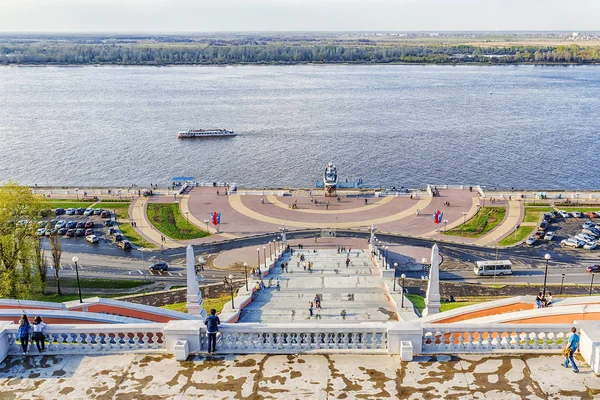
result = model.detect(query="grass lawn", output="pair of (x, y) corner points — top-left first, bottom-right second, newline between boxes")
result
(498, 225), (536, 246)
(523, 207), (555, 223)
(161, 295), (231, 314)
(405, 294), (425, 314)
(147, 203), (209, 240)
(444, 207), (506, 238)
(30, 293), (122, 303)
(118, 222), (155, 249)
(46, 200), (94, 209)
(99, 202), (131, 219)
(559, 206), (600, 213)
(60, 278), (151, 289)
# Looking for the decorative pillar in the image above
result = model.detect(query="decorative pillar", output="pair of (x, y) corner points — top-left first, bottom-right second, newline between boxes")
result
(186, 244), (206, 318)
(281, 225), (287, 246)
(423, 244), (441, 317)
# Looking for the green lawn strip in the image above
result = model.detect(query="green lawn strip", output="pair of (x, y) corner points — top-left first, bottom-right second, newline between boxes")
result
(147, 203), (209, 240)
(444, 207), (506, 238)
(46, 201), (94, 210)
(59, 278), (151, 289)
(523, 207), (555, 223)
(524, 202), (553, 206)
(117, 222), (155, 248)
(30, 293), (123, 303)
(161, 295), (231, 314)
(498, 225), (536, 246)
(405, 294), (425, 314)
(98, 202), (131, 219)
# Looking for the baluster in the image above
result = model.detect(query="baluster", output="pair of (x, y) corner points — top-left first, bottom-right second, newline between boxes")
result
(267, 333), (275, 350)
(499, 331), (509, 349)
(480, 331), (490, 350)
(538, 332), (547, 350)
(340, 333), (348, 349)
(527, 332), (537, 349)
(490, 331), (500, 349)
(547, 332), (556, 349)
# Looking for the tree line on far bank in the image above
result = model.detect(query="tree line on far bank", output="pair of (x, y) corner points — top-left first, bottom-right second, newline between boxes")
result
(1, 43), (599, 65)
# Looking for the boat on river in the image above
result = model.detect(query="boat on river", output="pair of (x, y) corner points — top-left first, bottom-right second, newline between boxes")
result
(323, 162), (338, 195)
(177, 129), (236, 138)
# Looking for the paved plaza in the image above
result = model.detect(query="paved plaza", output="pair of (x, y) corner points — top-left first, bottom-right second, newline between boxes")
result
(1, 353), (597, 399)
(238, 248), (398, 323)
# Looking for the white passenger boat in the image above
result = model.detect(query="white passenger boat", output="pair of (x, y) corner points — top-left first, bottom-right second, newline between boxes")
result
(177, 129), (236, 138)
(323, 162), (338, 194)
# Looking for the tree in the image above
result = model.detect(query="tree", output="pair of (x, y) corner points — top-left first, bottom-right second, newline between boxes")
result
(48, 232), (62, 296)
(34, 237), (48, 292)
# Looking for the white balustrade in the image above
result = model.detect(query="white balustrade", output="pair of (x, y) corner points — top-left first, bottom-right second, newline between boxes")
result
(215, 323), (388, 354)
(421, 323), (572, 354)
(5, 323), (167, 356)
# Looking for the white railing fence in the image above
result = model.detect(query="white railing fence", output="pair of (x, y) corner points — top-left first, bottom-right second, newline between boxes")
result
(421, 323), (573, 354)
(4, 324), (167, 356)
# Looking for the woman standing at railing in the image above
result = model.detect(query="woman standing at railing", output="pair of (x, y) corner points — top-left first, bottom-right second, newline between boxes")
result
(18, 314), (31, 355)
(32, 316), (47, 353)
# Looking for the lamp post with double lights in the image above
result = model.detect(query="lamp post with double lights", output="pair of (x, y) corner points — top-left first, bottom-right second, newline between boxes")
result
(542, 253), (551, 298)
(223, 275), (235, 308)
(71, 256), (83, 303)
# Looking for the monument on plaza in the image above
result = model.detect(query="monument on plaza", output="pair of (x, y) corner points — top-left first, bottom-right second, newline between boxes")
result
(280, 224), (287, 246)
(185, 244), (206, 317)
(423, 244), (441, 316)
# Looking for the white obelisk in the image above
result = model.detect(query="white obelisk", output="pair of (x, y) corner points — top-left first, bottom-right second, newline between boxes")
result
(423, 244), (441, 316)
(186, 244), (206, 317)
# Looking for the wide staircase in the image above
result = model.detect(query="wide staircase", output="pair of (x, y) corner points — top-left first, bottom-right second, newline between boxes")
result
(238, 248), (399, 323)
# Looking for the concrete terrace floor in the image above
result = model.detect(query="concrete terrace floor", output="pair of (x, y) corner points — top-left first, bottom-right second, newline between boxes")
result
(1, 353), (598, 399)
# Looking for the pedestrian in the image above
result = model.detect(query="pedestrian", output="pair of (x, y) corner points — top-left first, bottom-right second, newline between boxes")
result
(348, 247), (351, 254)
(346, 258), (350, 268)
(546, 292), (554, 307)
(326, 202), (329, 210)
(308, 301), (314, 317)
(535, 292), (544, 308)
(562, 327), (580, 373)
(217, 190), (219, 196)
(276, 279), (280, 291)
(255, 282), (260, 291)
(261, 197), (265, 204)
(31, 316), (46, 353)
(18, 314), (30, 354)
(281, 263), (285, 273)
(303, 262), (306, 271)
(365, 198), (368, 205)
(416, 209), (420, 216)
(204, 309), (221, 354)
(260, 280), (266, 290)
(285, 263), (289, 273)
(315, 294), (321, 309)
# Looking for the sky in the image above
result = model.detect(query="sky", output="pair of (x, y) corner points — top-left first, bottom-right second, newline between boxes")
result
(0, 0), (598, 33)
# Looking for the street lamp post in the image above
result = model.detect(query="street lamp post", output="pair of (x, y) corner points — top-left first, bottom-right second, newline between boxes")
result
(590, 273), (596, 296)
(204, 219), (209, 232)
(421, 257), (428, 275)
(71, 256), (83, 303)
(224, 275), (235, 308)
(542, 253), (551, 298)
(256, 248), (261, 275)
(560, 274), (565, 294)
(383, 246), (388, 269)
(443, 219), (448, 232)
(393, 262), (398, 291)
(268, 243), (272, 262)
(462, 212), (467, 224)
(243, 262), (248, 291)
(401, 274), (406, 308)
(263, 246), (266, 269)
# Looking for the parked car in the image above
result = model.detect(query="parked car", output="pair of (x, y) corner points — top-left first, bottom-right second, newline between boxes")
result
(36, 228), (46, 236)
(543, 213), (552, 222)
(66, 221), (77, 229)
(45, 228), (55, 236)
(75, 208), (86, 215)
(584, 241), (598, 250)
(65, 229), (75, 237)
(572, 211), (583, 218)
(55, 208), (66, 216)
(525, 236), (537, 246)
(583, 221), (594, 229)
(544, 231), (555, 241)
(575, 233), (595, 243)
(108, 227), (116, 235)
(559, 210), (571, 218)
(75, 228), (85, 237)
(100, 210), (111, 218)
(104, 219), (113, 227)
(585, 212), (597, 219)
(149, 262), (169, 271)
(48, 219), (57, 228)
(538, 221), (548, 231)
(534, 230), (545, 239)
(65, 208), (75, 215)
(76, 221), (85, 229)
(582, 229), (599, 238)
(595, 212), (600, 218)
(561, 238), (582, 248)
(552, 210), (561, 218)
(113, 233), (124, 242)
(85, 228), (94, 236)
(83, 208), (94, 216)
(587, 265), (600, 273)
(55, 220), (67, 229)
(93, 208), (103, 215)
(118, 240), (132, 250)
(84, 220), (94, 229)
(86, 234), (99, 244)
(58, 228), (67, 236)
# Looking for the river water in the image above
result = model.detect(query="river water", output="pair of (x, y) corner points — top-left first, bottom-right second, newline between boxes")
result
(0, 65), (598, 189)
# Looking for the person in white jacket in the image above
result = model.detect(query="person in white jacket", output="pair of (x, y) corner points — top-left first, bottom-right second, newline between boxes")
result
(31, 316), (47, 352)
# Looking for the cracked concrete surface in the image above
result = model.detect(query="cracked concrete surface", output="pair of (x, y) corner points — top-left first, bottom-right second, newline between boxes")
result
(0, 353), (598, 399)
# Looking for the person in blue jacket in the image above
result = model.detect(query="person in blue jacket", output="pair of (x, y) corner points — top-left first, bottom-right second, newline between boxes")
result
(204, 309), (221, 354)
(18, 314), (31, 354)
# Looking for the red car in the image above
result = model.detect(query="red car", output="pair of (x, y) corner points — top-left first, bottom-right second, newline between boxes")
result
(587, 265), (600, 273)
(84, 220), (94, 229)
(534, 230), (545, 239)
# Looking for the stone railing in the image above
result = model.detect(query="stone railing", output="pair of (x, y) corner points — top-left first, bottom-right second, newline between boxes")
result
(421, 323), (573, 354)
(3, 323), (167, 356)
(215, 323), (389, 354)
